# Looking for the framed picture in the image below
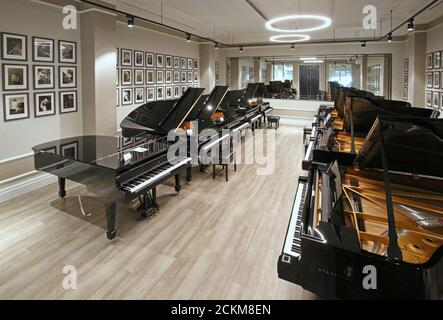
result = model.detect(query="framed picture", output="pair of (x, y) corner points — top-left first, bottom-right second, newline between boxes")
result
(181, 57), (187, 70)
(33, 65), (54, 90)
(441, 92), (443, 109)
(434, 72), (440, 89)
(134, 69), (144, 85)
(32, 37), (54, 62)
(123, 137), (133, 147)
(403, 73), (408, 87)
(165, 70), (172, 84)
(59, 66), (77, 88)
(181, 71), (187, 83)
(2, 33), (27, 61)
(3, 93), (29, 121)
(441, 71), (443, 89)
(403, 87), (408, 101)
(433, 91), (440, 109)
(173, 56), (180, 69)
(194, 59), (199, 70)
(134, 50), (144, 67)
(156, 53), (164, 68)
(181, 85), (187, 94)
(173, 86), (180, 98)
(403, 58), (409, 73)
(59, 91), (78, 114)
(434, 51), (441, 69)
(156, 86), (164, 100)
(2, 64), (28, 91)
(187, 58), (193, 70)
(426, 91), (432, 107)
(427, 53), (433, 70)
(116, 68), (119, 86)
(121, 88), (133, 105)
(165, 86), (173, 100)
(165, 55), (172, 69)
(116, 88), (119, 107)
(146, 87), (155, 102)
(194, 71), (199, 83)
(427, 72), (433, 88)
(146, 52), (154, 68)
(187, 72), (193, 83)
(61, 142), (78, 158)
(34, 92), (56, 117)
(135, 87), (144, 104)
(59, 40), (76, 64)
(173, 71), (180, 83)
(116, 48), (119, 66)
(121, 49), (132, 66)
(121, 68), (132, 86)
(156, 70), (164, 84)
(146, 69), (154, 85)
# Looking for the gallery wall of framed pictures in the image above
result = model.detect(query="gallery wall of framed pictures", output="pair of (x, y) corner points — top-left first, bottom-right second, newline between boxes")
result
(425, 51), (443, 110)
(403, 58), (409, 102)
(116, 47), (200, 108)
(0, 31), (80, 122)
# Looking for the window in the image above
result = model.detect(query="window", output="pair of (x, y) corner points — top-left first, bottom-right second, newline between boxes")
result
(273, 64), (293, 81)
(329, 64), (352, 87)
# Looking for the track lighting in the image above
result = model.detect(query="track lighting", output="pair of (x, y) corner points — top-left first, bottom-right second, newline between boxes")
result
(186, 33), (191, 42)
(361, 41), (366, 48)
(240, 46), (244, 53)
(127, 15), (134, 28)
(290, 44), (295, 51)
(407, 18), (415, 31)
(387, 33), (392, 42)
(214, 42), (219, 49)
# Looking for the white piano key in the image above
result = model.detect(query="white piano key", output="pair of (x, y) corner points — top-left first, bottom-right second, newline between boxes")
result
(283, 181), (306, 258)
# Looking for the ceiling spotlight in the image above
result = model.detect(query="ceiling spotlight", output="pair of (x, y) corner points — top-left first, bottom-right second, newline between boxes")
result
(265, 15), (332, 33)
(127, 15), (134, 28)
(240, 46), (244, 52)
(214, 42), (219, 49)
(270, 34), (310, 43)
(387, 33), (392, 42)
(290, 44), (295, 51)
(361, 41), (366, 48)
(407, 18), (415, 31)
(186, 33), (191, 42)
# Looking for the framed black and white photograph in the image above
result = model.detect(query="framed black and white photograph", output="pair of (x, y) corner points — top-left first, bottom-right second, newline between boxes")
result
(194, 59), (199, 70)
(34, 92), (56, 117)
(426, 90), (432, 107)
(181, 85), (187, 95)
(134, 69), (144, 85)
(427, 72), (433, 88)
(59, 40), (76, 64)
(2, 33), (27, 61)
(187, 71), (193, 83)
(187, 58), (193, 70)
(121, 68), (132, 86)
(156, 86), (164, 100)
(403, 73), (408, 87)
(181, 71), (187, 83)
(165, 70), (172, 84)
(146, 52), (154, 68)
(59, 66), (77, 88)
(116, 68), (119, 86)
(174, 86), (180, 98)
(441, 92), (443, 109)
(2, 64), (28, 91)
(146, 87), (155, 102)
(135, 87), (144, 104)
(441, 71), (443, 88)
(173, 56), (180, 69)
(434, 72), (440, 89)
(134, 50), (144, 67)
(116, 88), (119, 107)
(434, 51), (441, 69)
(59, 91), (78, 114)
(116, 48), (119, 66)
(32, 37), (54, 62)
(146, 69), (154, 85)
(121, 49), (132, 66)
(121, 88), (133, 105)
(61, 142), (78, 158)
(433, 91), (440, 109)
(156, 70), (164, 84)
(33, 65), (54, 90)
(165, 86), (173, 100)
(156, 53), (164, 68)
(3, 93), (29, 121)
(122, 137), (133, 147)
(165, 55), (172, 68)
(427, 53), (433, 70)
(174, 70), (180, 83)
(403, 87), (408, 101)
(194, 71), (199, 83)
(181, 57), (187, 70)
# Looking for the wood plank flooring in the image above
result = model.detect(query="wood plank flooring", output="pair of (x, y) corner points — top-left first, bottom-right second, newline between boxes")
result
(0, 126), (313, 299)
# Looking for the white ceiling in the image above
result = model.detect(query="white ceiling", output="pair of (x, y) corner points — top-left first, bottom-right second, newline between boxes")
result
(102, 0), (443, 44)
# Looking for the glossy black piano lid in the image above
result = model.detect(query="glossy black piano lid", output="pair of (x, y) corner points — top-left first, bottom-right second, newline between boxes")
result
(186, 85), (229, 121)
(356, 116), (443, 177)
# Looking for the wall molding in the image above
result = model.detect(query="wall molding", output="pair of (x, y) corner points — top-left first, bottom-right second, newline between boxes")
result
(0, 152), (33, 165)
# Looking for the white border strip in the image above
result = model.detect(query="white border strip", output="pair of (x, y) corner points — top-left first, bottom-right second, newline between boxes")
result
(0, 172), (57, 203)
(0, 152), (33, 165)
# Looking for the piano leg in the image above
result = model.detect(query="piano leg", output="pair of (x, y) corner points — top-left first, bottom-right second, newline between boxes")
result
(152, 187), (159, 210)
(186, 166), (192, 182)
(58, 177), (66, 198)
(105, 202), (117, 240)
(175, 174), (181, 193)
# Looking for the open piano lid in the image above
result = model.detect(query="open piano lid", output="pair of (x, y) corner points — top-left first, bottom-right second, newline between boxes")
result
(355, 115), (443, 177)
(186, 85), (229, 121)
(121, 87), (204, 136)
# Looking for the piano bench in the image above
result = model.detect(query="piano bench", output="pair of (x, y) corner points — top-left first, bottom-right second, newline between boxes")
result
(267, 116), (280, 129)
(212, 151), (237, 182)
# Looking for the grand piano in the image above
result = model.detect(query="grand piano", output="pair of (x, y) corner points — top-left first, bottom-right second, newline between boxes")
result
(33, 88), (204, 239)
(279, 115), (443, 299)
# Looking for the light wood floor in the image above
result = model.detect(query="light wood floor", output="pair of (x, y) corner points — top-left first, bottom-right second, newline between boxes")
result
(0, 126), (312, 299)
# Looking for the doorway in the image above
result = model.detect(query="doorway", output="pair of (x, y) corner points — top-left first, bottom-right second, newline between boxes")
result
(299, 64), (320, 99)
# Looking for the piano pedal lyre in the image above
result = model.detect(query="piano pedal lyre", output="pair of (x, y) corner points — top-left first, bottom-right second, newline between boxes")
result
(138, 190), (159, 219)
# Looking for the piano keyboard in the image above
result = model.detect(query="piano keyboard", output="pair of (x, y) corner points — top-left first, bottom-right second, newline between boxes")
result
(232, 123), (249, 134)
(310, 126), (317, 141)
(121, 157), (191, 194)
(250, 115), (262, 123)
(282, 180), (307, 258)
(304, 141), (314, 162)
(201, 134), (231, 152)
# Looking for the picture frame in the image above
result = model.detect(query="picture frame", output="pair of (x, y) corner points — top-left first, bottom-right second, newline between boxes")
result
(173, 56), (180, 69)
(33, 65), (55, 90)
(181, 57), (187, 70)
(403, 87), (408, 101)
(426, 91), (432, 107)
(187, 71), (193, 83)
(2, 33), (27, 61)
(194, 71), (199, 83)
(116, 48), (119, 66)
(173, 85), (180, 98)
(194, 59), (199, 70)
(165, 70), (172, 84)
(61, 141), (78, 158)
(146, 69), (154, 85)
(433, 91), (440, 109)
(187, 58), (193, 70)
(181, 71), (187, 83)
(181, 85), (187, 95)
(165, 86), (173, 100)
(121, 88), (133, 105)
(134, 87), (144, 104)
(403, 73), (408, 87)
(427, 72), (433, 88)
(32, 37), (54, 62)
(173, 70), (180, 83)
(441, 92), (443, 109)
(146, 52), (154, 68)
(59, 66), (77, 89)
(116, 68), (119, 86)
(156, 86), (164, 100)
(434, 71), (440, 89)
(134, 50), (144, 67)
(156, 70), (164, 84)
(2, 64), (28, 91)
(34, 92), (56, 117)
(116, 88), (119, 107)
(134, 69), (144, 85)
(3, 93), (29, 121)
(427, 53), (433, 70)
(165, 55), (172, 69)
(146, 87), (155, 102)
(434, 51), (441, 69)
(121, 68), (133, 86)
(121, 48), (132, 67)
(59, 40), (77, 64)
(59, 91), (78, 114)
(156, 53), (164, 68)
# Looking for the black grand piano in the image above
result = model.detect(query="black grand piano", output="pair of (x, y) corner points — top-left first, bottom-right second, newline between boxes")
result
(279, 115), (443, 299)
(33, 88), (204, 240)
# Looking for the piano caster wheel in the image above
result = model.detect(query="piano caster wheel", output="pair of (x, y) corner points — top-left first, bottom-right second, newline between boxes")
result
(59, 191), (66, 199)
(175, 186), (181, 193)
(107, 230), (117, 240)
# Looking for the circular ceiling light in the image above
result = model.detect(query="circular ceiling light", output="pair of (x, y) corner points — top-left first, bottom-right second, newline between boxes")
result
(265, 15), (332, 33)
(270, 34), (310, 43)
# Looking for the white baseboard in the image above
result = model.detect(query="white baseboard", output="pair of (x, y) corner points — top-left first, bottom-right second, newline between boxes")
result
(0, 171), (57, 204)
(278, 116), (313, 127)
